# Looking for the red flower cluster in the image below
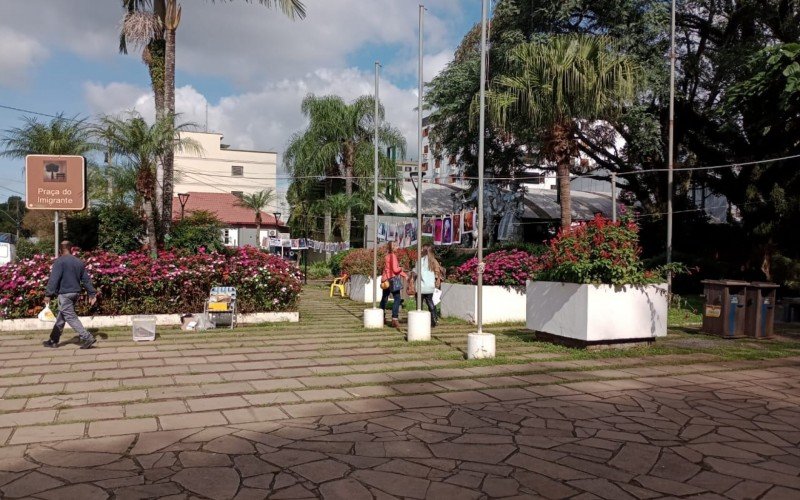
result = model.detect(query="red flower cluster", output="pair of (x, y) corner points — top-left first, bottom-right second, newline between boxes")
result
(340, 247), (417, 277)
(0, 247), (302, 319)
(539, 214), (655, 285)
(450, 250), (542, 287)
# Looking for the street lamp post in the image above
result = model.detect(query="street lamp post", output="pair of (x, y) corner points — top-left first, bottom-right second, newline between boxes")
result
(178, 193), (190, 220)
(407, 4), (432, 342)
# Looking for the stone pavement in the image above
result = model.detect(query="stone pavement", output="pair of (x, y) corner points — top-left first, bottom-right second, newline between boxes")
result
(0, 284), (799, 499)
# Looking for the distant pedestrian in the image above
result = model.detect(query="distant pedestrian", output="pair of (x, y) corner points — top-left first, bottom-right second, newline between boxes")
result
(408, 244), (443, 327)
(43, 241), (98, 349)
(380, 242), (406, 328)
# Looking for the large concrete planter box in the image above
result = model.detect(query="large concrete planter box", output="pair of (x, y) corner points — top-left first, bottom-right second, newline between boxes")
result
(348, 274), (379, 303)
(526, 280), (668, 343)
(440, 282), (526, 324)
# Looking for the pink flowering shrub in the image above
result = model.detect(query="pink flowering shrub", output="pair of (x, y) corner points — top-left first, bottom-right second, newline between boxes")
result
(0, 247), (302, 319)
(449, 250), (542, 287)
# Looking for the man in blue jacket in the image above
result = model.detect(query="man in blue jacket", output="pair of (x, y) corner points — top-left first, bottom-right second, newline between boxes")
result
(43, 240), (98, 349)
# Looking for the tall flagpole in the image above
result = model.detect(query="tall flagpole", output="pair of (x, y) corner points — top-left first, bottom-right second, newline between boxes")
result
(467, 0), (495, 359)
(476, 0), (488, 335)
(372, 61), (381, 310)
(666, 0), (676, 294)
(416, 4), (424, 313)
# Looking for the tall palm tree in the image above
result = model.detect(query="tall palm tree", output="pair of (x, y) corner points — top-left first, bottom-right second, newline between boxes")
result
(95, 112), (201, 257)
(236, 188), (276, 242)
(119, 0), (306, 236)
(312, 193), (368, 241)
(284, 94), (405, 244)
(488, 35), (637, 228)
(1, 114), (95, 161)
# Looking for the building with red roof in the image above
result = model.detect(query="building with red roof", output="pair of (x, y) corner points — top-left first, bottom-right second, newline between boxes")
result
(172, 192), (286, 247)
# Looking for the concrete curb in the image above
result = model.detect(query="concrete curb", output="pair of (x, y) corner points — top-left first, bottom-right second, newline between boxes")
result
(0, 311), (299, 332)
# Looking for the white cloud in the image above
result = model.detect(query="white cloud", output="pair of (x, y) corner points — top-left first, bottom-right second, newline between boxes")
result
(0, 27), (49, 87)
(83, 67), (419, 163)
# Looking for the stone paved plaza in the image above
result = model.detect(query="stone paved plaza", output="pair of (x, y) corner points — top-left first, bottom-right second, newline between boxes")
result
(1, 285), (800, 499)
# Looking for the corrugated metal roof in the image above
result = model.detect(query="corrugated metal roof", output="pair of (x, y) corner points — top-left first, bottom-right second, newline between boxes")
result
(378, 182), (612, 220)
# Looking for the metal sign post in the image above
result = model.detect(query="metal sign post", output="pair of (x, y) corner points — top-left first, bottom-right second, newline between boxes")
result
(364, 61), (385, 329)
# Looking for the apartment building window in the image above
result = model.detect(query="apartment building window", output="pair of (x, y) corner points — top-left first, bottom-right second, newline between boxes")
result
(422, 127), (429, 137)
(424, 145), (429, 154)
(231, 165), (244, 177)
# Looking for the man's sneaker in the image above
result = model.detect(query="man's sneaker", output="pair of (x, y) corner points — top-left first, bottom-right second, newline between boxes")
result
(79, 337), (97, 349)
(42, 339), (58, 348)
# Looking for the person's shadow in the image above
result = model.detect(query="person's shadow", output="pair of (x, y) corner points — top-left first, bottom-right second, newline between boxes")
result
(64, 329), (109, 345)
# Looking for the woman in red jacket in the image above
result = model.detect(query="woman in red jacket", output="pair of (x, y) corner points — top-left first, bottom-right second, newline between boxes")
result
(380, 242), (406, 327)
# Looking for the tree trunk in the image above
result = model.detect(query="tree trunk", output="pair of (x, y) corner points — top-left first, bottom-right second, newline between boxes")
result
(255, 213), (262, 247)
(324, 180), (332, 259)
(548, 123), (573, 230)
(137, 167), (158, 259)
(147, 37), (166, 244)
(162, 25), (177, 237)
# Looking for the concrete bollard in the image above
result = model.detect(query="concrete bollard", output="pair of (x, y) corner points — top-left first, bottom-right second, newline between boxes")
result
(363, 308), (384, 329)
(406, 310), (431, 341)
(467, 332), (495, 359)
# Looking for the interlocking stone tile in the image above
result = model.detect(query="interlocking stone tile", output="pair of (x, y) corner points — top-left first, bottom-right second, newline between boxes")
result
(89, 417), (157, 437)
(204, 434), (256, 454)
(187, 396), (249, 412)
(634, 474), (705, 496)
(173, 466), (240, 499)
(38, 483), (109, 500)
(160, 411), (227, 430)
(318, 478), (372, 500)
(178, 451), (232, 467)
(9, 423), (84, 444)
(388, 394), (449, 409)
(223, 406), (287, 424)
(1, 471), (64, 498)
(352, 469), (430, 499)
(281, 402), (344, 418)
(291, 458), (349, 483)
(130, 429), (198, 455)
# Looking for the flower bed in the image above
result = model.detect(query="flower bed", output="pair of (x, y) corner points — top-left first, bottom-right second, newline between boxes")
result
(449, 249), (542, 287)
(340, 247), (417, 277)
(0, 247), (302, 320)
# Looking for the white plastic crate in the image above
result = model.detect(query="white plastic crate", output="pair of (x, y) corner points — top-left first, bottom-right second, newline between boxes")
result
(132, 315), (156, 342)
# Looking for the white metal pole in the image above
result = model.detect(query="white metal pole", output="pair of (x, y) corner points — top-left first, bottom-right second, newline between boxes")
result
(611, 172), (617, 222)
(667, 0), (676, 293)
(476, 0), (488, 334)
(416, 4), (424, 312)
(372, 61), (381, 310)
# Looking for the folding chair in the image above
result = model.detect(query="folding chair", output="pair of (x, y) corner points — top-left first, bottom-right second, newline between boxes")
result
(329, 274), (349, 298)
(204, 286), (237, 329)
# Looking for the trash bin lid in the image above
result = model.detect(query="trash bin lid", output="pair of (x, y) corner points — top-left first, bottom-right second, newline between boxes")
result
(701, 279), (750, 286)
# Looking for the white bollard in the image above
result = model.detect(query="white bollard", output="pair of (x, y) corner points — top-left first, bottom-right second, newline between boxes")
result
(363, 308), (384, 329)
(467, 332), (495, 359)
(406, 310), (431, 341)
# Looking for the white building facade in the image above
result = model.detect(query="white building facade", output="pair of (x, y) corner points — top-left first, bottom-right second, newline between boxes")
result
(174, 131), (277, 198)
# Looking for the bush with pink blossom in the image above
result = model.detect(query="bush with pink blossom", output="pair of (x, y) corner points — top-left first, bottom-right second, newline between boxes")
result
(448, 249), (542, 287)
(0, 247), (302, 319)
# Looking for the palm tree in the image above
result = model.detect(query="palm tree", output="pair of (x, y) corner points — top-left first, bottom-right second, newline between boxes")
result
(488, 35), (637, 228)
(119, 0), (306, 235)
(236, 188), (276, 242)
(95, 112), (201, 257)
(312, 193), (368, 241)
(284, 94), (405, 244)
(1, 114), (95, 161)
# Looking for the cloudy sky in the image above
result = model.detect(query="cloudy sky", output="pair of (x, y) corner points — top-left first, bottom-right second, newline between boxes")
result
(0, 0), (481, 203)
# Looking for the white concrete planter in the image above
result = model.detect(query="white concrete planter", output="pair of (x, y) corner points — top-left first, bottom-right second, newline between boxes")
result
(0, 311), (299, 332)
(526, 280), (668, 343)
(348, 274), (380, 303)
(440, 282), (527, 324)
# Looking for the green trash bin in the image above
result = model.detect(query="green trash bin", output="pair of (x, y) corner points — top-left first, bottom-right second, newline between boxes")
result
(701, 280), (749, 338)
(745, 282), (779, 339)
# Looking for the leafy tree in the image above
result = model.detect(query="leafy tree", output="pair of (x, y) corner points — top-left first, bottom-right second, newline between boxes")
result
(98, 203), (145, 254)
(1, 114), (96, 160)
(235, 188), (276, 238)
(166, 209), (224, 253)
(65, 210), (100, 251)
(312, 193), (368, 241)
(0, 197), (25, 238)
(94, 112), (201, 256)
(487, 35), (637, 228)
(285, 94), (405, 244)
